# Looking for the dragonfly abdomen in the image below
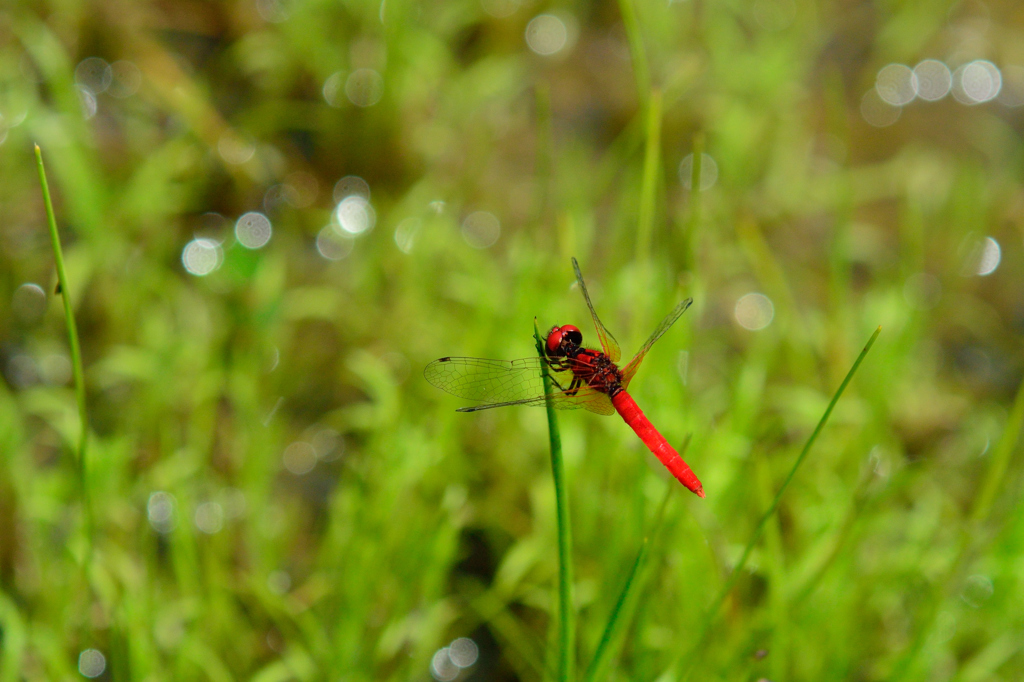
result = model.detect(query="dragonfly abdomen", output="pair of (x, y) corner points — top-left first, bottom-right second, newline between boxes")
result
(611, 391), (704, 497)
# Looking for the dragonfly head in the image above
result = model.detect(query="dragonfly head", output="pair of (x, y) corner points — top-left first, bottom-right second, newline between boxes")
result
(546, 324), (583, 357)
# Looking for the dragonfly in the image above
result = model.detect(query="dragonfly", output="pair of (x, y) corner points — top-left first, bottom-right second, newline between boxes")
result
(424, 258), (704, 497)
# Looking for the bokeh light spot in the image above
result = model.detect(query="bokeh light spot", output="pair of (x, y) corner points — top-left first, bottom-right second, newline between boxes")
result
(195, 502), (225, 534)
(875, 64), (917, 106)
(108, 60), (142, 98)
(394, 217), (421, 254)
(913, 60), (951, 101)
(335, 196), (376, 235)
(967, 236), (1001, 276)
(860, 88), (901, 127)
(323, 72), (346, 107)
(734, 293), (775, 330)
(12, 283), (46, 324)
(311, 428), (344, 462)
(317, 227), (355, 260)
(267, 570), (292, 594)
(954, 61), (1002, 104)
(75, 57), (112, 94)
(430, 647), (459, 681)
(263, 184), (295, 213)
(961, 574), (994, 608)
(77, 85), (97, 120)
(182, 238), (223, 276)
(235, 212), (273, 249)
(283, 441), (317, 474)
(448, 638), (479, 668)
(333, 175), (371, 203)
(679, 153), (718, 190)
(526, 14), (568, 55)
(147, 491), (177, 534)
(40, 353), (72, 385)
(218, 133), (256, 165)
(6, 354), (39, 388)
(346, 68), (384, 107)
(461, 211), (501, 249)
(78, 649), (106, 678)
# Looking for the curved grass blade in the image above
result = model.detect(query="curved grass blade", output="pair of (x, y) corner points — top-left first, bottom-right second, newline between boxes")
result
(534, 319), (575, 682)
(678, 326), (881, 679)
(35, 145), (92, 542)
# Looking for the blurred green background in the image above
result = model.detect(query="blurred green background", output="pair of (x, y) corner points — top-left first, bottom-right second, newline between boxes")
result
(2, 0), (1024, 680)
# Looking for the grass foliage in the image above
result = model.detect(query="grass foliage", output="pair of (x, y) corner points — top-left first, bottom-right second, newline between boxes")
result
(1, 1), (1024, 680)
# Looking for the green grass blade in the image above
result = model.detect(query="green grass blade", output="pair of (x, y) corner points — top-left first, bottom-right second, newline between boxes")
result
(679, 325), (881, 678)
(970, 370), (1024, 526)
(616, 0), (650, 102)
(582, 478), (675, 682)
(535, 320), (575, 682)
(35, 145), (92, 539)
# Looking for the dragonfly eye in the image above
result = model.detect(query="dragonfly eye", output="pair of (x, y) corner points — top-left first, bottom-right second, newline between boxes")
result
(546, 324), (583, 356)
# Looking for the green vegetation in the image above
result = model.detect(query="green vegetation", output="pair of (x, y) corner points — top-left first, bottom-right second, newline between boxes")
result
(1, 1), (1023, 680)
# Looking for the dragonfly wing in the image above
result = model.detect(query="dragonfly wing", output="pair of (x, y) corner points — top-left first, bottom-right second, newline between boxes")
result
(424, 357), (553, 404)
(621, 297), (693, 388)
(457, 387), (612, 414)
(572, 257), (621, 363)
(576, 386), (615, 415)
(425, 356), (617, 413)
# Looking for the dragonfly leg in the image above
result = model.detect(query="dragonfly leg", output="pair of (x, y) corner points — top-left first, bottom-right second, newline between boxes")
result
(564, 377), (582, 397)
(547, 357), (570, 371)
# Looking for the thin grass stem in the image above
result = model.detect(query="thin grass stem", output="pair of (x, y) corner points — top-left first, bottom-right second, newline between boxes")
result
(678, 325), (881, 679)
(970, 372), (1024, 526)
(35, 145), (92, 543)
(616, 0), (650, 103)
(535, 320), (575, 682)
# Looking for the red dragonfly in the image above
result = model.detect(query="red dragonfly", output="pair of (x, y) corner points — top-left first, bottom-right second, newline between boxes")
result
(425, 258), (704, 497)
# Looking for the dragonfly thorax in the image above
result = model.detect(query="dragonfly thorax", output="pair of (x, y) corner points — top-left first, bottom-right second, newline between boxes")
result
(546, 324), (624, 396)
(570, 348), (625, 397)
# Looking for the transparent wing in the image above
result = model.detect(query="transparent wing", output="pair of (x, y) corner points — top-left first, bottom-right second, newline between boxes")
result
(572, 257), (621, 363)
(455, 384), (615, 415)
(621, 297), (693, 388)
(424, 356), (615, 415)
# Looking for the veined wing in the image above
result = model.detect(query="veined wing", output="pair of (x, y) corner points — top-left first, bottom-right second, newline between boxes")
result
(572, 257), (621, 363)
(424, 356), (615, 415)
(621, 297), (693, 388)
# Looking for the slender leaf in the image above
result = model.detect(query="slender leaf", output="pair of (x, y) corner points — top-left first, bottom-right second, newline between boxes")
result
(535, 320), (575, 682)
(678, 326), (881, 679)
(35, 144), (92, 541)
